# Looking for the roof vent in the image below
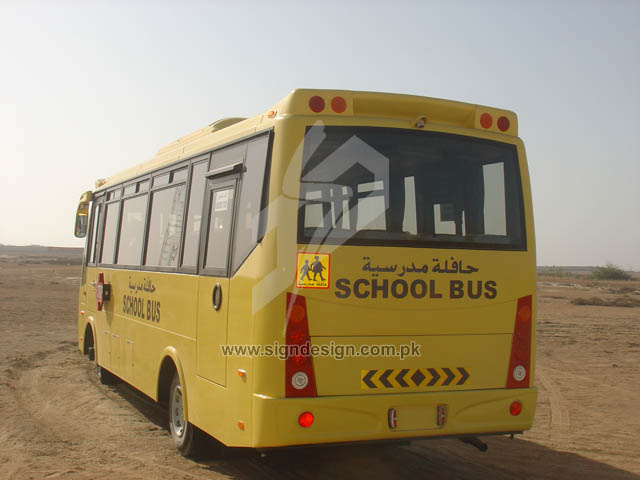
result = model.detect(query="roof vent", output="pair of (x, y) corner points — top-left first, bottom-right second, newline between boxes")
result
(209, 117), (246, 132)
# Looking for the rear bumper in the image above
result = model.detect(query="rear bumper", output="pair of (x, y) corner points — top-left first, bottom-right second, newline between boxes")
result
(251, 387), (537, 448)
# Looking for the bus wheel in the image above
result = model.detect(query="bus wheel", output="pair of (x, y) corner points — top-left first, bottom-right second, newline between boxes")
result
(97, 365), (116, 385)
(169, 372), (201, 457)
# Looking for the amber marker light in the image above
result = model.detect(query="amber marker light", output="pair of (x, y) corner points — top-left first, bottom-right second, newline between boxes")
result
(298, 412), (314, 428)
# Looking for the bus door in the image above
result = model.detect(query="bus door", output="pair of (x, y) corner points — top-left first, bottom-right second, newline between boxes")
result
(196, 176), (238, 386)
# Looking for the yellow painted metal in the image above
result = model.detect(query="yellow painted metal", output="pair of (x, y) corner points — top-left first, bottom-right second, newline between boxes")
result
(78, 88), (536, 449)
(196, 276), (229, 386)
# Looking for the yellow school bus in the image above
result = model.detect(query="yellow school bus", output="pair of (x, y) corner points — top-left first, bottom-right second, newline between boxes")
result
(75, 89), (536, 456)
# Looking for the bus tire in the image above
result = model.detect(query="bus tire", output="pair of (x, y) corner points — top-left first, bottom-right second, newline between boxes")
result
(169, 372), (201, 457)
(97, 365), (116, 385)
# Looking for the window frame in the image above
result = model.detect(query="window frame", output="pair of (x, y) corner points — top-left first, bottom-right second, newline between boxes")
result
(296, 126), (527, 252)
(142, 178), (189, 273)
(98, 197), (123, 267)
(115, 190), (150, 269)
(86, 194), (105, 267)
(199, 176), (240, 278)
(178, 155), (210, 275)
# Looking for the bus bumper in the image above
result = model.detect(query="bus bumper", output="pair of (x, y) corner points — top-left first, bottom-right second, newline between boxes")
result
(251, 387), (537, 448)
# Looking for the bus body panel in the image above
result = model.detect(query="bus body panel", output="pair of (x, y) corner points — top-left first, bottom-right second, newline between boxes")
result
(251, 387), (537, 448)
(77, 89), (536, 451)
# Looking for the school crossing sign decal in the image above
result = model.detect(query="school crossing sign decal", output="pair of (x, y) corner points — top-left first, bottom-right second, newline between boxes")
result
(296, 253), (330, 289)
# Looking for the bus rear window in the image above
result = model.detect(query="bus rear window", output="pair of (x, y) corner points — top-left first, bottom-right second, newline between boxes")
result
(298, 126), (525, 250)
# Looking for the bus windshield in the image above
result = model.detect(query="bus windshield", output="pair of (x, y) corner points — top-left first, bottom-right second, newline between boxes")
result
(298, 126), (526, 250)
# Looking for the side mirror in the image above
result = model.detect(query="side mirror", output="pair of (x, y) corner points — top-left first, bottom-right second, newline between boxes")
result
(74, 191), (93, 238)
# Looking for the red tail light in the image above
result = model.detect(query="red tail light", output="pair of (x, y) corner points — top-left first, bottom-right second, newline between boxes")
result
(285, 293), (317, 397)
(506, 295), (532, 389)
(298, 411), (314, 428)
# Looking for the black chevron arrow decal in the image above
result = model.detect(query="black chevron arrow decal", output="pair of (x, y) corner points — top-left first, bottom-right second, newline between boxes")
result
(362, 370), (377, 388)
(442, 367), (455, 386)
(457, 367), (470, 385)
(379, 369), (393, 388)
(395, 369), (410, 387)
(427, 368), (440, 386)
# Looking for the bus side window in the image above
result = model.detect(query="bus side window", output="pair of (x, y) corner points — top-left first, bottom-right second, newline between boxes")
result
(87, 198), (105, 265)
(116, 194), (148, 266)
(232, 135), (270, 272)
(181, 161), (208, 269)
(100, 201), (120, 265)
(204, 187), (235, 271)
(145, 184), (187, 268)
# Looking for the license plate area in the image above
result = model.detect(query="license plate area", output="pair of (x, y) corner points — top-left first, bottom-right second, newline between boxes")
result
(389, 404), (445, 431)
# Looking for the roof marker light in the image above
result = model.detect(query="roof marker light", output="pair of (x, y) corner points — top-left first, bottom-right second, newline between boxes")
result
(331, 96), (346, 113)
(480, 113), (492, 129)
(309, 96), (325, 113)
(498, 116), (510, 132)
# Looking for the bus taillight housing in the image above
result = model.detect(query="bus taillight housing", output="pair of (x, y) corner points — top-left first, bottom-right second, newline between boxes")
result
(285, 293), (317, 397)
(506, 295), (532, 389)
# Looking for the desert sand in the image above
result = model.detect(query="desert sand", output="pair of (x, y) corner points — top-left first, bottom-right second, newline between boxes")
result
(1, 257), (638, 479)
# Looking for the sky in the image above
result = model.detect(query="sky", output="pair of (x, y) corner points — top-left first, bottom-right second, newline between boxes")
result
(0, 0), (638, 269)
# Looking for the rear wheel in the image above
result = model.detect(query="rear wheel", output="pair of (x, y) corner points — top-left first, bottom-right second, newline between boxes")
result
(97, 365), (116, 385)
(169, 372), (202, 457)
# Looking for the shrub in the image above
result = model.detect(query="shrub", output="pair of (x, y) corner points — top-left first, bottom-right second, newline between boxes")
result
(538, 266), (569, 277)
(571, 296), (640, 307)
(590, 263), (632, 281)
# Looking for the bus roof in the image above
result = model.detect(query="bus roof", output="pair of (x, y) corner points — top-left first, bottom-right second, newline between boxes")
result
(95, 89), (518, 191)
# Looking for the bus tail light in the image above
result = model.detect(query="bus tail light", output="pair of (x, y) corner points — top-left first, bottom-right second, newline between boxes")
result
(285, 293), (317, 397)
(506, 295), (532, 389)
(510, 401), (523, 416)
(298, 411), (314, 428)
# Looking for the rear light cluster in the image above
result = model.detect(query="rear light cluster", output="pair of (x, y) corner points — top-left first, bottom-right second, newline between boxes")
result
(480, 112), (510, 132)
(506, 295), (533, 389)
(309, 95), (347, 114)
(285, 293), (317, 397)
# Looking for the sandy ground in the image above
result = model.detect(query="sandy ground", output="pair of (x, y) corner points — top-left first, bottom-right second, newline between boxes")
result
(1, 259), (639, 479)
